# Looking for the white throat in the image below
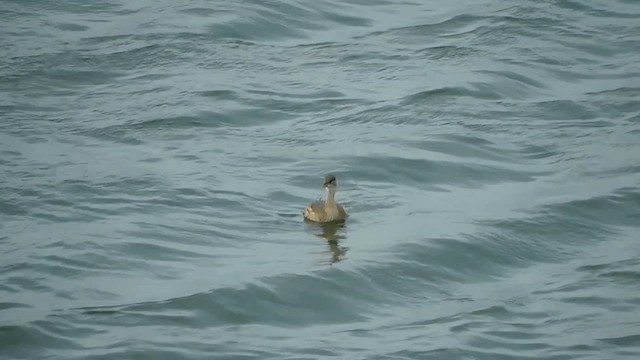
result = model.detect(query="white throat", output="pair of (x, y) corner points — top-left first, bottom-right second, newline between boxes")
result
(325, 186), (337, 203)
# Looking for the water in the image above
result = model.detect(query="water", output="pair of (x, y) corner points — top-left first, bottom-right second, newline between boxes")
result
(1, 0), (639, 359)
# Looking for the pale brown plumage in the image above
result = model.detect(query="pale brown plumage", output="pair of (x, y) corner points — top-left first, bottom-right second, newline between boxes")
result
(304, 201), (348, 223)
(303, 174), (348, 223)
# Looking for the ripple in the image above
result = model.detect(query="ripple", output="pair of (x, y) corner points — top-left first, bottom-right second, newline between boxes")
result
(400, 86), (504, 104)
(348, 154), (540, 190)
(0, 324), (80, 359)
(53, 23), (89, 32)
(415, 45), (485, 61)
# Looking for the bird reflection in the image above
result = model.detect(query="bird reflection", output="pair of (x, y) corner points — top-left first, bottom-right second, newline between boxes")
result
(306, 220), (348, 264)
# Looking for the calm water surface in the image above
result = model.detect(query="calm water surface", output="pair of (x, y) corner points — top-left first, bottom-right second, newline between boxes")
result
(1, 0), (639, 359)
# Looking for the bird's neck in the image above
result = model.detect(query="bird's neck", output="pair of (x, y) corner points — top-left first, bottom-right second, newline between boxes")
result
(325, 187), (337, 204)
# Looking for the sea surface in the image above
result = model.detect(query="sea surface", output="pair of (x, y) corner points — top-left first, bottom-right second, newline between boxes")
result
(1, 0), (639, 359)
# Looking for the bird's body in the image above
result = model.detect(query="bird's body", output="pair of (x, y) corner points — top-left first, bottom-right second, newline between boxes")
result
(304, 200), (348, 223)
(303, 175), (348, 223)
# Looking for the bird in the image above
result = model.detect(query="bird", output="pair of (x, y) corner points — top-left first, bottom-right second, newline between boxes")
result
(303, 174), (348, 223)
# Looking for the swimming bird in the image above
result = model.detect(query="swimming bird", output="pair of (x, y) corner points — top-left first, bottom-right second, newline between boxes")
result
(303, 174), (348, 223)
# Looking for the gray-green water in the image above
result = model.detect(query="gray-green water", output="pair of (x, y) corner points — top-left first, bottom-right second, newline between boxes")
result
(1, 1), (640, 359)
